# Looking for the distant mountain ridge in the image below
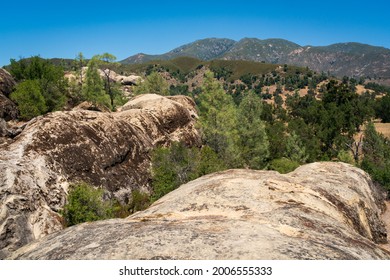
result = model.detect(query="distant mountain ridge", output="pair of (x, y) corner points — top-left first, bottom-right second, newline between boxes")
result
(121, 38), (390, 78)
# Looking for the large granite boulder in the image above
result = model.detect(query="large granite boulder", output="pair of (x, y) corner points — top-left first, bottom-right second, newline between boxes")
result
(0, 94), (201, 259)
(8, 162), (390, 260)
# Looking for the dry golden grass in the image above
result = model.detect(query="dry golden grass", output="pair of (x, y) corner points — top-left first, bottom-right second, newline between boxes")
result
(356, 85), (374, 95)
(353, 122), (390, 142)
(374, 123), (390, 139)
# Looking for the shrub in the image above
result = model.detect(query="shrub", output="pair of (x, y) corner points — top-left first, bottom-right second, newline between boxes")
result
(110, 190), (151, 218)
(61, 182), (115, 226)
(150, 143), (226, 202)
(150, 142), (200, 201)
(337, 150), (355, 165)
(10, 80), (47, 120)
(268, 158), (300, 174)
(195, 145), (226, 176)
(128, 190), (151, 214)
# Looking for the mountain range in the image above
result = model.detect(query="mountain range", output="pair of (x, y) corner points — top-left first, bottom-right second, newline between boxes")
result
(121, 38), (390, 78)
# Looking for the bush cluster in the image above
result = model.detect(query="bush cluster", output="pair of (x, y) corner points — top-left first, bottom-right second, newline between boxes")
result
(61, 182), (150, 226)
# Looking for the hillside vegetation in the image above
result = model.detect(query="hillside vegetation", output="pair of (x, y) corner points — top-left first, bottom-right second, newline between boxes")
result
(2, 54), (390, 221)
(121, 37), (390, 79)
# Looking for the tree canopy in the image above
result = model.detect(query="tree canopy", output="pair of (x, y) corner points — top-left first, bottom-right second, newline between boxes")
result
(134, 71), (169, 96)
(8, 56), (68, 119)
(197, 71), (239, 166)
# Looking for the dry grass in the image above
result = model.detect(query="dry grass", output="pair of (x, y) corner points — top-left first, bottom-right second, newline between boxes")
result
(353, 122), (390, 142)
(356, 85), (374, 95)
(374, 123), (390, 139)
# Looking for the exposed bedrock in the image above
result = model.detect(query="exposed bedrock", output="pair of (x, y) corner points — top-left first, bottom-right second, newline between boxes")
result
(0, 94), (201, 258)
(8, 162), (390, 260)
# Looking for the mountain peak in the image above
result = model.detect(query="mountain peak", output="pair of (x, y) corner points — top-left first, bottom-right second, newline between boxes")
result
(121, 37), (390, 78)
(166, 38), (236, 60)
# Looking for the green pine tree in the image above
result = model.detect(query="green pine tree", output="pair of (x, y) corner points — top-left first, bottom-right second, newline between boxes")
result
(285, 130), (308, 163)
(237, 90), (270, 169)
(197, 71), (239, 166)
(82, 57), (111, 108)
(361, 122), (390, 191)
(134, 71), (169, 96)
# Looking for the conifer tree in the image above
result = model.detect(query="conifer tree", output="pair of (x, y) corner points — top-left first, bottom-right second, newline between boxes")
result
(82, 57), (111, 108)
(134, 71), (169, 96)
(285, 130), (308, 163)
(361, 122), (390, 191)
(197, 71), (239, 166)
(95, 53), (120, 108)
(237, 90), (269, 169)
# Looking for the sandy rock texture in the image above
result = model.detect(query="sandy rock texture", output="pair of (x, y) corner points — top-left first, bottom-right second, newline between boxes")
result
(0, 94), (201, 259)
(9, 162), (390, 260)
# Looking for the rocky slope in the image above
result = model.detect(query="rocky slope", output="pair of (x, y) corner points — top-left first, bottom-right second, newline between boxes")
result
(0, 94), (201, 259)
(8, 162), (390, 260)
(121, 38), (390, 78)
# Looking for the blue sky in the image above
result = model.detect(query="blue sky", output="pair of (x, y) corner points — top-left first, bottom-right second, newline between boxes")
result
(1, 0), (389, 67)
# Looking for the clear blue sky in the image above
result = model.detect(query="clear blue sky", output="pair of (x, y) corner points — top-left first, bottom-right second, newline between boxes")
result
(1, 0), (389, 67)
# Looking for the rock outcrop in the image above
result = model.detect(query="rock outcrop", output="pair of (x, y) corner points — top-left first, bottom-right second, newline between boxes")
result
(117, 74), (142, 86)
(0, 93), (19, 121)
(72, 101), (111, 112)
(8, 162), (390, 260)
(0, 69), (18, 121)
(0, 69), (16, 97)
(97, 68), (142, 85)
(0, 94), (201, 259)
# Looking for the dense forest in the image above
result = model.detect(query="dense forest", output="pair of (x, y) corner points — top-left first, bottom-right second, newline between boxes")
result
(4, 55), (390, 225)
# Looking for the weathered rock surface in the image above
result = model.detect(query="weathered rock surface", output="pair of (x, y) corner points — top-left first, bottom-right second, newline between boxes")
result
(0, 94), (201, 259)
(8, 162), (390, 260)
(0, 69), (18, 121)
(117, 74), (142, 85)
(97, 68), (142, 85)
(72, 101), (111, 112)
(0, 69), (16, 97)
(0, 118), (9, 137)
(0, 94), (19, 121)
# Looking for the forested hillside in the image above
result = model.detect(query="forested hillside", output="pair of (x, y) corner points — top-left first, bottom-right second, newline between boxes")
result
(121, 38), (390, 80)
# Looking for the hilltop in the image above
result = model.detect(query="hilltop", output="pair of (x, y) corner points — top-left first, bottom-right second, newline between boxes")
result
(121, 38), (390, 79)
